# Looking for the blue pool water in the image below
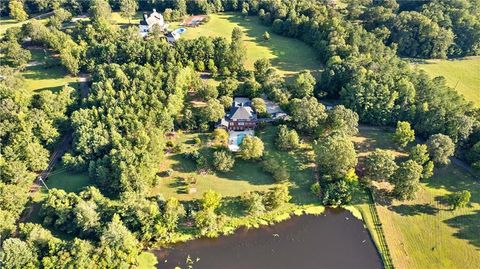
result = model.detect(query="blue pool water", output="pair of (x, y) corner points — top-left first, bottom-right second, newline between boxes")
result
(237, 134), (246, 145)
(173, 28), (187, 35)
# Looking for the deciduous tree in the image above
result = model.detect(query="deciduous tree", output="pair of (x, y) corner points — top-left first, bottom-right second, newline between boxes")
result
(427, 134), (455, 165)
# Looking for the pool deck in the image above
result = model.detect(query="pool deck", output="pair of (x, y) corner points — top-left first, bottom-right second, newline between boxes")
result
(228, 130), (254, 152)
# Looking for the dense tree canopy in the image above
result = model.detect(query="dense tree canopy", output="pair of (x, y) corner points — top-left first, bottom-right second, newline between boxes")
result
(315, 136), (357, 179)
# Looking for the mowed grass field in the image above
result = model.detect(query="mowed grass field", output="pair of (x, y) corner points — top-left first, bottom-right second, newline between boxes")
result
(416, 56), (480, 106)
(150, 126), (318, 205)
(354, 125), (480, 269)
(171, 13), (322, 77)
(22, 48), (79, 94)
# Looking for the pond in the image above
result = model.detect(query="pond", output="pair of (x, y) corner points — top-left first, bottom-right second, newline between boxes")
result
(154, 208), (383, 269)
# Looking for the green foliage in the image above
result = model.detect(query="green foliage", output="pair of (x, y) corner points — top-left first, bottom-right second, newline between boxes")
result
(212, 150), (235, 172)
(310, 182), (321, 197)
(265, 184), (291, 209)
(390, 11), (454, 59)
(200, 99), (225, 123)
(364, 149), (398, 182)
(275, 125), (300, 151)
(99, 214), (140, 268)
(0, 238), (37, 269)
(422, 160), (434, 180)
(89, 0), (112, 23)
(447, 190), (471, 210)
(229, 27), (246, 72)
(322, 180), (354, 206)
(242, 191), (266, 215)
(251, 97), (267, 115)
(263, 31), (270, 41)
(390, 160), (423, 200)
(194, 207), (222, 237)
(290, 70), (315, 98)
(211, 128), (228, 147)
(8, 0), (28, 21)
(201, 190), (222, 211)
(253, 58), (279, 88)
(290, 97), (327, 134)
(217, 78), (238, 97)
(323, 105), (359, 137)
(163, 197), (185, 232)
(409, 144), (430, 165)
(262, 158), (289, 182)
(119, 0), (138, 22)
(1, 39), (31, 67)
(48, 8), (72, 29)
(0, 209), (16, 239)
(315, 136), (358, 179)
(393, 121), (415, 148)
(427, 134), (455, 165)
(239, 136), (264, 160)
(198, 83), (218, 100)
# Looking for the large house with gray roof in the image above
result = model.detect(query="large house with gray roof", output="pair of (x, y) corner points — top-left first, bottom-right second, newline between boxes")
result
(139, 9), (167, 37)
(217, 97), (258, 131)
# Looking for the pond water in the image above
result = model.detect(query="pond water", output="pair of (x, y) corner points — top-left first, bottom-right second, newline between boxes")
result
(154, 208), (383, 269)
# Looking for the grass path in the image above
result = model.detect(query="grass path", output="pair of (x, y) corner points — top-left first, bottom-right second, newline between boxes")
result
(414, 56), (480, 106)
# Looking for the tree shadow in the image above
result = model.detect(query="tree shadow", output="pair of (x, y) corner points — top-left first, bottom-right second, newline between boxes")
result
(444, 210), (480, 248)
(372, 187), (394, 206)
(223, 13), (323, 74)
(219, 196), (246, 218)
(389, 203), (439, 216)
(425, 164), (480, 204)
(170, 154), (197, 173)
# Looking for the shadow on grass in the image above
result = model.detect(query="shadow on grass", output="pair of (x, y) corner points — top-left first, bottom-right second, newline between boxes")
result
(389, 203), (439, 216)
(170, 154), (197, 173)
(224, 14), (323, 74)
(444, 210), (480, 248)
(35, 81), (80, 94)
(425, 165), (480, 204)
(219, 196), (246, 218)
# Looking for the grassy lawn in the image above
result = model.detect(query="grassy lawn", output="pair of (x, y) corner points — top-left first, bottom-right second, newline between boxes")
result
(137, 252), (158, 269)
(354, 125), (480, 269)
(0, 16), (49, 37)
(21, 48), (79, 94)
(150, 126), (317, 204)
(171, 13), (323, 77)
(414, 56), (480, 106)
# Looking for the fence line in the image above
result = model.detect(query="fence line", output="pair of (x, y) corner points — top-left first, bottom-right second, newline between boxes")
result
(366, 188), (395, 269)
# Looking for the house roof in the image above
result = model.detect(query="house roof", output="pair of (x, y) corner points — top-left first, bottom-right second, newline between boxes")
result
(141, 9), (165, 27)
(229, 106), (255, 120)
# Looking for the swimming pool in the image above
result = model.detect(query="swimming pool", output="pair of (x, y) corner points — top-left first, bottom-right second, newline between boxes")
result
(237, 133), (246, 145)
(173, 28), (187, 35)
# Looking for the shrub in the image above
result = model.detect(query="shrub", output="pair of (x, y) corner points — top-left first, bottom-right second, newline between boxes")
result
(265, 184), (291, 209)
(276, 125), (300, 150)
(263, 159), (289, 182)
(310, 182), (321, 197)
(212, 150), (235, 172)
(242, 192), (266, 215)
(322, 180), (354, 206)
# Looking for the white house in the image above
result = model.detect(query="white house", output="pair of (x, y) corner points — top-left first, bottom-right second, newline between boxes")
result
(139, 9), (167, 37)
